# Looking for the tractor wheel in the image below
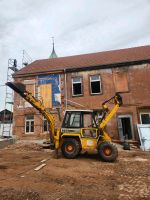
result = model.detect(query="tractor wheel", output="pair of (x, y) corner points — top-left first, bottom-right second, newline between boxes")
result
(61, 138), (80, 159)
(98, 142), (118, 162)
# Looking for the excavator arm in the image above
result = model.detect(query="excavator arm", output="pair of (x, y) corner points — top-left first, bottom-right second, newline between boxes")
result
(99, 93), (122, 141)
(6, 82), (55, 145)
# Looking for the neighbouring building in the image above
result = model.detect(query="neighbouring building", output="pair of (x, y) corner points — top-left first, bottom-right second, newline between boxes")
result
(12, 45), (150, 144)
(0, 109), (13, 137)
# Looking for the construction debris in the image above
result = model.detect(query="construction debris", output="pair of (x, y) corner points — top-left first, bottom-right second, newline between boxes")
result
(40, 159), (47, 163)
(34, 164), (46, 171)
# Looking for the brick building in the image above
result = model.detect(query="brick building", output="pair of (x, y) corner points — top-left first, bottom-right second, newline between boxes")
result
(12, 45), (150, 143)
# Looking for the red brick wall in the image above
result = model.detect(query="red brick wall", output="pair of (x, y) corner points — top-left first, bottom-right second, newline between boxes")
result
(65, 64), (150, 141)
(13, 76), (64, 138)
(13, 63), (150, 142)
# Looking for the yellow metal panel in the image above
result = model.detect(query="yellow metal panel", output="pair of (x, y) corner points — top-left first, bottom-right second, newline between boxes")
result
(81, 138), (97, 150)
(61, 133), (81, 138)
(40, 84), (52, 108)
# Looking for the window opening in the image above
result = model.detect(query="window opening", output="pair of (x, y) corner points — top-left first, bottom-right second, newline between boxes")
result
(140, 113), (150, 124)
(72, 77), (82, 96)
(90, 75), (101, 94)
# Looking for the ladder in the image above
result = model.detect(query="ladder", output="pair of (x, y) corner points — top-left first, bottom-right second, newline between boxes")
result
(1, 59), (18, 138)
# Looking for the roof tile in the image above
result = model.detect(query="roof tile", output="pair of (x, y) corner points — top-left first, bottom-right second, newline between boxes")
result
(14, 45), (150, 77)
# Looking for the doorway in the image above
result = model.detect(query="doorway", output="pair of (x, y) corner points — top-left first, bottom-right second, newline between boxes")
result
(118, 115), (133, 141)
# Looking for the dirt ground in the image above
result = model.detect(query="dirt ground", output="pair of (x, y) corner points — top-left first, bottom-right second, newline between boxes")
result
(0, 142), (150, 200)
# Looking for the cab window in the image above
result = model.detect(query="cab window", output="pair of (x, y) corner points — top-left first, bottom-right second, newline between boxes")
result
(62, 112), (81, 128)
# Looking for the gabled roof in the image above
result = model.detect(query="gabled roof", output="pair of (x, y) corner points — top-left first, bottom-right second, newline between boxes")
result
(14, 45), (150, 77)
(0, 109), (13, 114)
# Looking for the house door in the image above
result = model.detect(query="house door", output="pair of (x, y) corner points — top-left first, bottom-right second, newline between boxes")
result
(118, 115), (133, 141)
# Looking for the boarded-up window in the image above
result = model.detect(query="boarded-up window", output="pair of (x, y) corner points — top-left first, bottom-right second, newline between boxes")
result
(113, 69), (129, 92)
(38, 74), (61, 107)
(19, 80), (35, 108)
(39, 84), (52, 108)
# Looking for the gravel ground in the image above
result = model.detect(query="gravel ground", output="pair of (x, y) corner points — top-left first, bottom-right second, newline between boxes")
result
(0, 142), (149, 200)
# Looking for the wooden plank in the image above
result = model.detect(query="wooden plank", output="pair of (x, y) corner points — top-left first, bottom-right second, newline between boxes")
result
(40, 84), (52, 108)
(40, 159), (47, 163)
(34, 163), (46, 171)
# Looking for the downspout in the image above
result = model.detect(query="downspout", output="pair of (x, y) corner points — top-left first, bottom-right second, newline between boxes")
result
(64, 69), (67, 109)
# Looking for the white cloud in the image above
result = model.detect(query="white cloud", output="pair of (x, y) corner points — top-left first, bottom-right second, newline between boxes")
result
(0, 0), (150, 110)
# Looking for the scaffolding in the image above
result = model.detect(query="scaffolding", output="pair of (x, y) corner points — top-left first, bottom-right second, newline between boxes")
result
(1, 59), (18, 138)
(1, 51), (32, 138)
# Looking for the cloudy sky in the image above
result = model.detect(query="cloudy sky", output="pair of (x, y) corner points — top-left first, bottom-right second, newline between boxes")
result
(0, 0), (150, 110)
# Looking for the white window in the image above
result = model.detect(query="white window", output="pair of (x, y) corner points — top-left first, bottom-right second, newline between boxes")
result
(43, 117), (49, 132)
(140, 113), (150, 124)
(72, 77), (83, 96)
(90, 75), (101, 94)
(25, 115), (34, 133)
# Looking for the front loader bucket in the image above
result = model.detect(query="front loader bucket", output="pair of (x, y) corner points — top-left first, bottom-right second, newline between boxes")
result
(6, 82), (26, 98)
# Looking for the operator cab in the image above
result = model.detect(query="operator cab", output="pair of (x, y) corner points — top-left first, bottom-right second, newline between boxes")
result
(62, 110), (97, 128)
(61, 110), (99, 137)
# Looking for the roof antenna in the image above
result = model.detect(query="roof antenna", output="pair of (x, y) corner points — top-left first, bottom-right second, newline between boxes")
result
(49, 36), (58, 59)
(52, 36), (54, 49)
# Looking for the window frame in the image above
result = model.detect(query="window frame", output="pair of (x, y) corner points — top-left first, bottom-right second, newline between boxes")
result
(62, 111), (82, 128)
(90, 74), (102, 95)
(72, 76), (83, 97)
(140, 113), (150, 124)
(25, 115), (34, 134)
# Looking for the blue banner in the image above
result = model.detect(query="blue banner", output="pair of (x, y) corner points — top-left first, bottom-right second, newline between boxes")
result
(38, 74), (61, 107)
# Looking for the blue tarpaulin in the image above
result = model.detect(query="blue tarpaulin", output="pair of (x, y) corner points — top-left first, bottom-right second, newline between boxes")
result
(38, 74), (61, 107)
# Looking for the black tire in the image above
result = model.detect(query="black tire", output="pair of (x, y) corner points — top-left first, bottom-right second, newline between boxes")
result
(61, 138), (80, 159)
(98, 142), (118, 162)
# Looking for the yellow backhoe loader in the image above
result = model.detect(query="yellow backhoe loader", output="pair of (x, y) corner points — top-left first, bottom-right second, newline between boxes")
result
(6, 82), (122, 162)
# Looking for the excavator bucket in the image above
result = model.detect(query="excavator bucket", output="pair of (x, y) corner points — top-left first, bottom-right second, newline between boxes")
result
(6, 82), (26, 98)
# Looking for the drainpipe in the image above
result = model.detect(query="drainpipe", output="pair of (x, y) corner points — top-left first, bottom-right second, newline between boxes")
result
(64, 69), (67, 109)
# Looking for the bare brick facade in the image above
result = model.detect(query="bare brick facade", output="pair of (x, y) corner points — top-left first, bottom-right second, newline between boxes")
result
(12, 46), (150, 144)
(65, 64), (150, 142)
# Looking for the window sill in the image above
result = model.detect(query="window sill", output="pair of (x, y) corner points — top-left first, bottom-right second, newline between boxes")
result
(72, 94), (83, 97)
(25, 132), (34, 134)
(90, 92), (102, 96)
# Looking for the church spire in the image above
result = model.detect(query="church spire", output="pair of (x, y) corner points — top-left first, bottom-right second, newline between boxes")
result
(49, 37), (58, 59)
